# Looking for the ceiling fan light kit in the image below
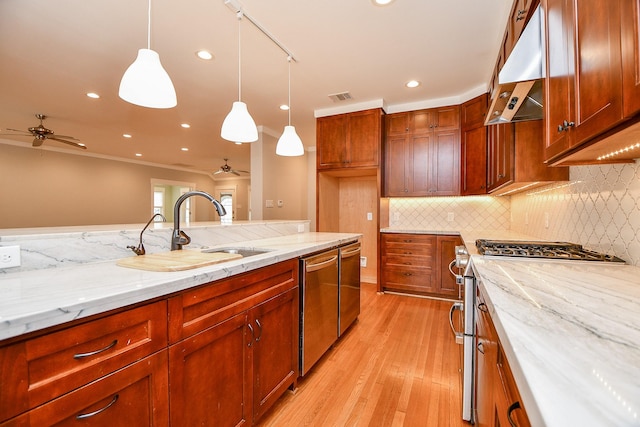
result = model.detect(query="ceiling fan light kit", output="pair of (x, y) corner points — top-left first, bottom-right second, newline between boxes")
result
(119, 0), (177, 109)
(276, 55), (304, 157)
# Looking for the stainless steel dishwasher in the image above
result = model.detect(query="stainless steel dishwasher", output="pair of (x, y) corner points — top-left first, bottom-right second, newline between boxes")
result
(299, 249), (339, 376)
(339, 241), (361, 336)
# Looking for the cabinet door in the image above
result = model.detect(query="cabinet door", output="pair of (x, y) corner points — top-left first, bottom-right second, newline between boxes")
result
(436, 235), (462, 298)
(169, 313), (250, 427)
(487, 123), (514, 192)
(317, 114), (348, 169)
(461, 126), (487, 195)
(347, 109), (381, 167)
(572, 0), (623, 146)
(431, 130), (460, 196)
(408, 134), (431, 196)
(475, 301), (497, 427)
(9, 352), (169, 427)
(432, 106), (460, 131)
(622, 0), (640, 117)
(384, 135), (408, 196)
(250, 288), (298, 421)
(544, 0), (574, 160)
(386, 112), (410, 136)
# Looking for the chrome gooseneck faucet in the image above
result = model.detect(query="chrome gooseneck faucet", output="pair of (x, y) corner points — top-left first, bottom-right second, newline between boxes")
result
(127, 213), (166, 256)
(171, 191), (226, 250)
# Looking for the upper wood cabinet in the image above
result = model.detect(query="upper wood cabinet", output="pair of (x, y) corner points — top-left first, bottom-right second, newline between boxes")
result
(487, 123), (514, 193)
(316, 108), (383, 170)
(543, 0), (640, 164)
(384, 107), (460, 197)
(622, 0), (640, 117)
(461, 94), (488, 195)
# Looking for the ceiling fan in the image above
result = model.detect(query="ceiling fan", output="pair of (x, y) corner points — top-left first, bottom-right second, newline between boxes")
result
(0, 114), (86, 150)
(213, 158), (249, 176)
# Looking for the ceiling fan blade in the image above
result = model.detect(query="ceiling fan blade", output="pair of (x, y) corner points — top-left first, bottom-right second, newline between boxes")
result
(53, 134), (80, 141)
(6, 128), (30, 134)
(48, 136), (87, 149)
(213, 170), (223, 175)
(231, 171), (240, 176)
(235, 169), (250, 174)
(32, 137), (44, 147)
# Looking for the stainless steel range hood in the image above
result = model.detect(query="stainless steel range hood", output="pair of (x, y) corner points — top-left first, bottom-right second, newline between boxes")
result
(485, 5), (545, 125)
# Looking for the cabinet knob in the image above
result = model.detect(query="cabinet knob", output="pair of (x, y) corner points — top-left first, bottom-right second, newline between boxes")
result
(558, 120), (575, 132)
(498, 174), (505, 179)
(516, 9), (527, 20)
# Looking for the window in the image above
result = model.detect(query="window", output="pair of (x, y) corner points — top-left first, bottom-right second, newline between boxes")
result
(220, 192), (233, 223)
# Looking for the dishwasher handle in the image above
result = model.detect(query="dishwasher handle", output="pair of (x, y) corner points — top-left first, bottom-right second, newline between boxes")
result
(341, 246), (361, 259)
(305, 255), (338, 273)
(449, 302), (464, 345)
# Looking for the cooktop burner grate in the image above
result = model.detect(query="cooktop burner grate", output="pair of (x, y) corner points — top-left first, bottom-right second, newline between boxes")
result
(475, 240), (625, 263)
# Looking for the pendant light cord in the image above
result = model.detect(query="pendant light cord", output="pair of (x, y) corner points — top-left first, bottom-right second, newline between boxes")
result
(147, 0), (152, 49)
(287, 55), (292, 125)
(237, 12), (243, 101)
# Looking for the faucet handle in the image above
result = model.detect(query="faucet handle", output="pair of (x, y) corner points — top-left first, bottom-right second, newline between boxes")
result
(174, 230), (191, 246)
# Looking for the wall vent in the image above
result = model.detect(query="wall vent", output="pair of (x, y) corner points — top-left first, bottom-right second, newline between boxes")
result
(328, 91), (353, 102)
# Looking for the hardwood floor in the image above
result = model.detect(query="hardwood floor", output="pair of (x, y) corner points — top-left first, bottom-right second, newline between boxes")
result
(257, 283), (469, 427)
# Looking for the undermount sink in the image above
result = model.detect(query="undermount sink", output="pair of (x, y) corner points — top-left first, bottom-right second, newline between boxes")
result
(201, 247), (272, 258)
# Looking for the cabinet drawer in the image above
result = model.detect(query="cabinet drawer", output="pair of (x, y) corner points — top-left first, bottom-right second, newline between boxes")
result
(2, 351), (169, 427)
(168, 259), (298, 343)
(382, 234), (435, 257)
(0, 301), (167, 420)
(382, 266), (434, 291)
(497, 345), (531, 427)
(382, 233), (435, 246)
(382, 255), (433, 268)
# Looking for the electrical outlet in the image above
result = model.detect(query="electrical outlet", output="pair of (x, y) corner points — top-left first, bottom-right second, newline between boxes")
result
(277, 200), (284, 207)
(544, 212), (550, 229)
(360, 256), (367, 268)
(447, 212), (454, 222)
(265, 199), (274, 208)
(0, 246), (21, 269)
(297, 224), (305, 233)
(367, 212), (373, 221)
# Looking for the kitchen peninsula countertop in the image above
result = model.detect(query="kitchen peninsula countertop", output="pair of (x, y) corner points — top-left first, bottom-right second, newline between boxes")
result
(385, 227), (640, 426)
(0, 232), (360, 342)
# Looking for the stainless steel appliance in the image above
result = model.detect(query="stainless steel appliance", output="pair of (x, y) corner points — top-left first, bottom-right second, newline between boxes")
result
(299, 249), (339, 376)
(339, 242), (361, 337)
(448, 245), (474, 422)
(476, 239), (626, 262)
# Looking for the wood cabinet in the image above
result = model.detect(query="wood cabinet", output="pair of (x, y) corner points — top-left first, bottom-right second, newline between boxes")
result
(2, 352), (169, 427)
(384, 107), (460, 197)
(380, 233), (461, 298)
(461, 94), (488, 195)
(317, 108), (383, 170)
(0, 260), (299, 427)
(0, 301), (168, 423)
(487, 120), (568, 195)
(475, 287), (530, 427)
(622, 0), (640, 118)
(167, 259), (299, 426)
(543, 0), (634, 164)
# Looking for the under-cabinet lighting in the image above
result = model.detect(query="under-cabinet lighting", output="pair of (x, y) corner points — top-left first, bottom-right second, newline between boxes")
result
(123, 134), (132, 138)
(135, 153), (142, 157)
(181, 123), (191, 128)
(181, 147), (189, 151)
(597, 142), (640, 161)
(496, 182), (540, 196)
(86, 92), (100, 99)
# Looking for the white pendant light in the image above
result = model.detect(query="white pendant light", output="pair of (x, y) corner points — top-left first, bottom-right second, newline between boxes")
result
(221, 12), (258, 143)
(119, 0), (177, 108)
(276, 56), (304, 156)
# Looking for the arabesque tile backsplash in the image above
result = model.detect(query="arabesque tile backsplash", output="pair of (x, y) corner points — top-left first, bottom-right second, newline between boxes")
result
(388, 162), (640, 266)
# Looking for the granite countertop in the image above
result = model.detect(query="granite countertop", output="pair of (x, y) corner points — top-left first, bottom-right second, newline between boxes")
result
(467, 248), (640, 426)
(0, 232), (360, 341)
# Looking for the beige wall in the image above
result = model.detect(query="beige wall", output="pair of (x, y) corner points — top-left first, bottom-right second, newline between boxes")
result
(0, 142), (222, 228)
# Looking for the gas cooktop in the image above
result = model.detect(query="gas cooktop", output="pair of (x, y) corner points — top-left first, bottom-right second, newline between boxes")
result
(475, 239), (626, 263)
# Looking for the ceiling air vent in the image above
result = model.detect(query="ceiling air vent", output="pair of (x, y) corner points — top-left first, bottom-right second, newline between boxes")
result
(328, 91), (352, 102)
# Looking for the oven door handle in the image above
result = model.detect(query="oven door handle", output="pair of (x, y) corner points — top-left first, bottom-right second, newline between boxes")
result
(449, 302), (464, 345)
(448, 259), (458, 278)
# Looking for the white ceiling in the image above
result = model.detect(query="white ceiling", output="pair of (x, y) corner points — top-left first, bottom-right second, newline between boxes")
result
(0, 0), (512, 175)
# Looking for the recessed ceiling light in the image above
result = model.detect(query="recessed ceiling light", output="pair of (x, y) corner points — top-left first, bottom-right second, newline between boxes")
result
(135, 153), (142, 157)
(181, 147), (189, 151)
(372, 0), (395, 6)
(86, 92), (100, 99)
(280, 104), (289, 111)
(406, 80), (421, 88)
(196, 50), (214, 60)
(181, 123), (191, 128)
(123, 134), (132, 138)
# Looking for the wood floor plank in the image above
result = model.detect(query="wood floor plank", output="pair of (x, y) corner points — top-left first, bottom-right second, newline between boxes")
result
(257, 283), (470, 427)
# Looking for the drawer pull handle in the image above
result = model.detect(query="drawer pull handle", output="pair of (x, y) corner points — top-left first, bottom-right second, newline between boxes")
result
(247, 323), (255, 347)
(255, 319), (263, 342)
(477, 341), (485, 354)
(507, 401), (522, 426)
(403, 272), (413, 277)
(73, 339), (118, 359)
(76, 394), (119, 419)
(478, 302), (488, 313)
